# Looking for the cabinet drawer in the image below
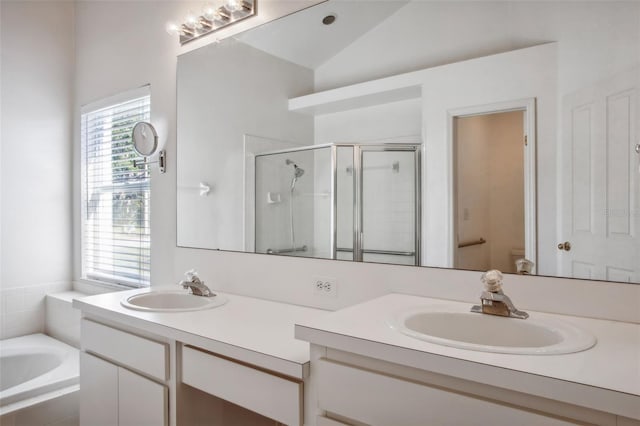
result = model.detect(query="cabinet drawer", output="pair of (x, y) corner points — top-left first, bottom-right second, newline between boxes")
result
(317, 359), (580, 426)
(182, 346), (302, 426)
(81, 319), (168, 381)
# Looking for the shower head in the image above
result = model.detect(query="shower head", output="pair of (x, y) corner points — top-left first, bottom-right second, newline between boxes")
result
(285, 159), (305, 178)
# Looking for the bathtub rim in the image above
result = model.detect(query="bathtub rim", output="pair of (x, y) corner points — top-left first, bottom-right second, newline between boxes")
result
(0, 333), (79, 416)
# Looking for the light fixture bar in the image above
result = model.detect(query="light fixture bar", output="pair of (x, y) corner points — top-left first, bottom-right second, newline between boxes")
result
(166, 0), (256, 45)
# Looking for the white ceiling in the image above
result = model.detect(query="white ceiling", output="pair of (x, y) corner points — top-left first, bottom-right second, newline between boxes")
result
(235, 1), (408, 70)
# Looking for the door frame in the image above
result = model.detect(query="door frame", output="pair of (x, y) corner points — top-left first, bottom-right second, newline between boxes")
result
(331, 138), (422, 265)
(354, 143), (422, 265)
(448, 97), (537, 273)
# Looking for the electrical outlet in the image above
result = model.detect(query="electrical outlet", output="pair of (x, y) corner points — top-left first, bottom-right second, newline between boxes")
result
(312, 276), (338, 298)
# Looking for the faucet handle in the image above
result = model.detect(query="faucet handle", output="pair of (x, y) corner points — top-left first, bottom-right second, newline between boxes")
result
(516, 258), (534, 275)
(185, 269), (198, 281)
(481, 269), (503, 292)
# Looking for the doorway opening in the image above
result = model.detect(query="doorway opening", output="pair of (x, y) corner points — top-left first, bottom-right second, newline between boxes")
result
(452, 101), (536, 274)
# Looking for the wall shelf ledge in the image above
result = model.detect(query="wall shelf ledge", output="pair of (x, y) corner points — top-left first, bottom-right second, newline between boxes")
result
(288, 71), (424, 116)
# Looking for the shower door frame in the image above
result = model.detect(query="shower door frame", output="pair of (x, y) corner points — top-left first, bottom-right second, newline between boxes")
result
(333, 142), (422, 265)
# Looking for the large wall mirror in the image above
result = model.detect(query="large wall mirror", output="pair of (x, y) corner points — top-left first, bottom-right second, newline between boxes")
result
(177, 1), (640, 284)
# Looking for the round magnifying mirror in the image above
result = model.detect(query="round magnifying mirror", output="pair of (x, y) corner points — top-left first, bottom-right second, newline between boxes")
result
(131, 122), (158, 157)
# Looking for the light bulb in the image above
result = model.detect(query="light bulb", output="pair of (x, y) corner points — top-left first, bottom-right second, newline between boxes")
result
(184, 11), (199, 29)
(225, 0), (241, 12)
(202, 3), (217, 20)
(165, 22), (181, 36)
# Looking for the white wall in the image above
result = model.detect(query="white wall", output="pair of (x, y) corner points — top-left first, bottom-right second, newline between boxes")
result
(177, 40), (314, 251)
(315, 99), (422, 144)
(74, 1), (182, 288)
(71, 1), (640, 326)
(315, 1), (640, 277)
(414, 44), (555, 272)
(0, 1), (74, 339)
(73, 0), (319, 289)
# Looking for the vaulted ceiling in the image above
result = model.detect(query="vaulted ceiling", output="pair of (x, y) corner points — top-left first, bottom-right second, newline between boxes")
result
(235, 1), (408, 70)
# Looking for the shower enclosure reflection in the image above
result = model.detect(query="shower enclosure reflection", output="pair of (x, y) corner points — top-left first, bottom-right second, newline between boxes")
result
(254, 141), (421, 265)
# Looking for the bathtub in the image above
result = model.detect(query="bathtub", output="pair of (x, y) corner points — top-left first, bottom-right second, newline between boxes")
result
(0, 333), (79, 421)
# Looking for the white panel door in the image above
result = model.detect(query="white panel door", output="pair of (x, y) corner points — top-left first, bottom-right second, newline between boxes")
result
(560, 67), (640, 282)
(118, 367), (168, 426)
(79, 352), (118, 426)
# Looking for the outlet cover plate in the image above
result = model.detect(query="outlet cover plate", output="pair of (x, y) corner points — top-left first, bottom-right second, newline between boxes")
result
(312, 276), (338, 298)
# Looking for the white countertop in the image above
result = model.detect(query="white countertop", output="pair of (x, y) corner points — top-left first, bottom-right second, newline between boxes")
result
(73, 287), (326, 379)
(295, 293), (640, 419)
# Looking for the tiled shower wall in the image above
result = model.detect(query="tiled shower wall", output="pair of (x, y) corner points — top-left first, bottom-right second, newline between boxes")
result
(0, 282), (71, 340)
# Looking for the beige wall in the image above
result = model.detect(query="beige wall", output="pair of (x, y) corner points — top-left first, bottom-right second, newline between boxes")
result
(456, 111), (525, 273)
(455, 115), (491, 271)
(487, 111), (525, 273)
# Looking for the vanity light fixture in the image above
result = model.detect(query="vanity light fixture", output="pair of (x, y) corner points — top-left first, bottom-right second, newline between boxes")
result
(166, 0), (256, 45)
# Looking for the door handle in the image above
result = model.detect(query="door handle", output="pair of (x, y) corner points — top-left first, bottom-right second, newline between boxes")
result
(557, 241), (571, 251)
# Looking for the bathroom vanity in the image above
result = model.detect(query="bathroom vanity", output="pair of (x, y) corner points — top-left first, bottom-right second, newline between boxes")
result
(295, 294), (640, 426)
(75, 287), (640, 426)
(74, 288), (324, 426)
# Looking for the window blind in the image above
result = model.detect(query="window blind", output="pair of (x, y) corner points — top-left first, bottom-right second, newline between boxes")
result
(81, 94), (151, 287)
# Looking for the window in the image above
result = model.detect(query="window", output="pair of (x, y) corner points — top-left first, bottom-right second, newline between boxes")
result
(81, 89), (151, 287)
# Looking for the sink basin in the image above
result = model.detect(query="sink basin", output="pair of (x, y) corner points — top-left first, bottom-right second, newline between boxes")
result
(388, 307), (596, 355)
(121, 290), (228, 312)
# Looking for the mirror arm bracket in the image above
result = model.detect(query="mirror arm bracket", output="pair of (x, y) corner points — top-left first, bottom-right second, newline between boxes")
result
(134, 150), (166, 174)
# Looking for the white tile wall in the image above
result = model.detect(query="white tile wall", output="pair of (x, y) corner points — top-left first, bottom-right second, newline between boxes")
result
(45, 291), (84, 348)
(0, 282), (71, 340)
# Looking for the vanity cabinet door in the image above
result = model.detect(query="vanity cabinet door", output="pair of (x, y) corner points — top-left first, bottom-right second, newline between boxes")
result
(80, 352), (118, 426)
(118, 367), (168, 426)
(80, 352), (168, 426)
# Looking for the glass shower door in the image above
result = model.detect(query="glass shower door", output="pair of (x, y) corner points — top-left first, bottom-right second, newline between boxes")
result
(360, 147), (420, 265)
(254, 146), (332, 259)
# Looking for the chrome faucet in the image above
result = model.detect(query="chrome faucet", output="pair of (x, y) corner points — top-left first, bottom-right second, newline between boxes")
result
(179, 269), (215, 297)
(470, 270), (528, 319)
